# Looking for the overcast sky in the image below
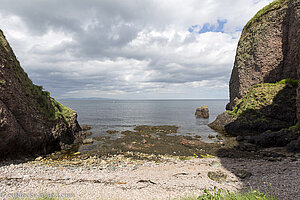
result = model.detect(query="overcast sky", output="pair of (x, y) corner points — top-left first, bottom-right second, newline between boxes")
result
(0, 0), (271, 99)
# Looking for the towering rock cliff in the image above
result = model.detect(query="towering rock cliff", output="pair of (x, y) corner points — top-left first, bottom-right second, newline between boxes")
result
(227, 0), (299, 110)
(0, 30), (81, 159)
(209, 0), (300, 151)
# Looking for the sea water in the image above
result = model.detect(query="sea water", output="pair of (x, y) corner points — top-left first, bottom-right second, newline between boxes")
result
(60, 99), (227, 142)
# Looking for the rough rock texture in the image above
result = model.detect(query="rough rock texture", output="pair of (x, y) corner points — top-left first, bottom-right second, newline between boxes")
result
(210, 0), (300, 152)
(247, 129), (300, 148)
(227, 0), (299, 110)
(195, 106), (209, 118)
(0, 30), (81, 159)
(208, 112), (234, 134)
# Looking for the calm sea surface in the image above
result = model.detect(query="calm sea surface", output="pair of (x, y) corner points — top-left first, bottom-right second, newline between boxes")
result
(60, 99), (228, 142)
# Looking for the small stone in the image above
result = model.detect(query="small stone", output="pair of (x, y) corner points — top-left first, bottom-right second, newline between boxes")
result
(141, 139), (147, 144)
(209, 161), (221, 168)
(100, 160), (107, 165)
(207, 170), (227, 182)
(85, 132), (93, 136)
(81, 124), (92, 131)
(234, 169), (252, 179)
(83, 138), (94, 144)
(35, 156), (43, 161)
(52, 155), (60, 160)
(208, 134), (215, 139)
(216, 135), (223, 140)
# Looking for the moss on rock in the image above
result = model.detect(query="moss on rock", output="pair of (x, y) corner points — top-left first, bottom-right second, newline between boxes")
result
(210, 79), (297, 136)
(229, 79), (297, 119)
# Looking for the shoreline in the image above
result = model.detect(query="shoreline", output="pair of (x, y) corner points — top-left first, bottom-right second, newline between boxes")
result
(1, 124), (299, 200)
(0, 154), (299, 200)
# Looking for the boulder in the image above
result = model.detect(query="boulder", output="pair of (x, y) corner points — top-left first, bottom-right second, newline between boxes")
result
(195, 106), (209, 118)
(208, 112), (234, 133)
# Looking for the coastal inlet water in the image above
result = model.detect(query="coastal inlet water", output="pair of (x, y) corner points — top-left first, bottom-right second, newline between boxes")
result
(60, 99), (228, 142)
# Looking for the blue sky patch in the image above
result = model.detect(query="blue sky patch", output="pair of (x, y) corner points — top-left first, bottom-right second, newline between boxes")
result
(189, 19), (227, 33)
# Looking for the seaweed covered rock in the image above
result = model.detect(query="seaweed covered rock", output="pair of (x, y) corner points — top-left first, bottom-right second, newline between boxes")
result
(210, 79), (297, 136)
(0, 29), (81, 159)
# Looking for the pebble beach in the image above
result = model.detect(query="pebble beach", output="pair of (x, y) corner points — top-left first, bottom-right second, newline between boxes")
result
(0, 154), (299, 200)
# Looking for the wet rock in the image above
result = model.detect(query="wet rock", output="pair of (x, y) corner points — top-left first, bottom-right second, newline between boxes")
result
(81, 124), (91, 131)
(208, 134), (215, 139)
(216, 135), (223, 140)
(207, 170), (227, 182)
(195, 106), (209, 118)
(106, 130), (119, 134)
(85, 132), (93, 136)
(234, 169), (252, 179)
(180, 138), (204, 147)
(83, 138), (94, 145)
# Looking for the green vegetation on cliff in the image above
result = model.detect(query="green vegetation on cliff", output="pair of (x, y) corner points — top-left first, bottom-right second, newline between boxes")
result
(229, 79), (297, 119)
(0, 30), (74, 122)
(245, 0), (288, 30)
(219, 79), (298, 135)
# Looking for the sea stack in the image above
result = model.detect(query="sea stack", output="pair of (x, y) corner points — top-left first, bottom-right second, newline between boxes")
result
(0, 29), (81, 159)
(195, 106), (209, 118)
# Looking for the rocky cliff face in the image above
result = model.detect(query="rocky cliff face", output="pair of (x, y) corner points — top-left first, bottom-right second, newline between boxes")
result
(0, 30), (81, 159)
(227, 0), (299, 110)
(209, 0), (300, 151)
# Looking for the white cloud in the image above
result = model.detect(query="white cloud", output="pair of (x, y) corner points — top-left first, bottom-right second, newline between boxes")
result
(0, 0), (271, 99)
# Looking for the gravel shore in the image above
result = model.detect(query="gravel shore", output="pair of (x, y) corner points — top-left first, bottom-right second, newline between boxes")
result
(0, 155), (299, 200)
